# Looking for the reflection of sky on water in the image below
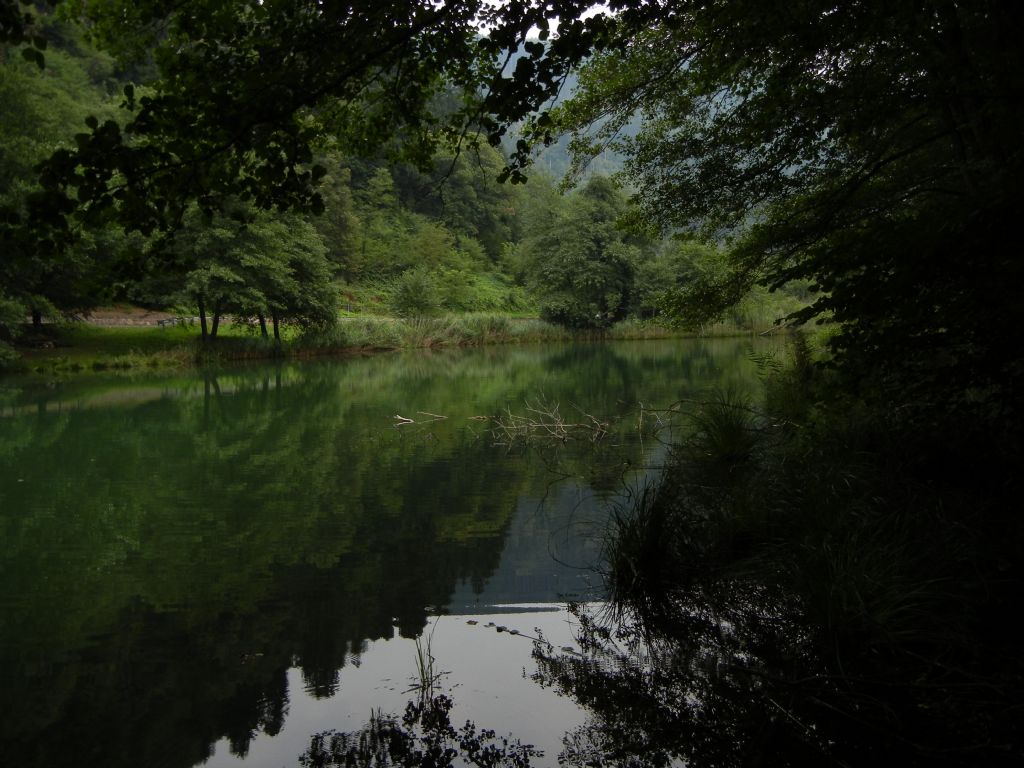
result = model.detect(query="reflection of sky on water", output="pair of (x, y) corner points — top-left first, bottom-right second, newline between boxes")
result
(201, 463), (614, 768)
(207, 608), (588, 768)
(200, 465), (623, 767)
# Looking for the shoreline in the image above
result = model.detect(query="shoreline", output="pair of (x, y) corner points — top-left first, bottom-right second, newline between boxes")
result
(4, 313), (789, 380)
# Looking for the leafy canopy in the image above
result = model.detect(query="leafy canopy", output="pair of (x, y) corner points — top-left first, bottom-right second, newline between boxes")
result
(4, 0), (611, 241)
(546, 0), (1024, 418)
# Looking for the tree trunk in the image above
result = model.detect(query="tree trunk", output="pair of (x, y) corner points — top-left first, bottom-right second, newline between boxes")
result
(258, 313), (268, 338)
(272, 313), (281, 341)
(210, 305), (221, 340)
(31, 309), (42, 329)
(198, 299), (208, 341)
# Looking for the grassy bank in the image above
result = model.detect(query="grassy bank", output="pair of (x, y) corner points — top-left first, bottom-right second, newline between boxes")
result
(6, 313), (781, 377)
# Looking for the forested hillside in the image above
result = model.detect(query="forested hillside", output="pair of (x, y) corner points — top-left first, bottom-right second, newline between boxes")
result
(0, 9), (803, 364)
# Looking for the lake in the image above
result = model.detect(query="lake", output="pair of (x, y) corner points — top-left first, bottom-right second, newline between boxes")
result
(0, 338), (771, 768)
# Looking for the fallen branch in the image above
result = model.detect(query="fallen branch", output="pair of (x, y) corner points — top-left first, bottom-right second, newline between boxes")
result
(394, 411), (449, 426)
(489, 397), (610, 445)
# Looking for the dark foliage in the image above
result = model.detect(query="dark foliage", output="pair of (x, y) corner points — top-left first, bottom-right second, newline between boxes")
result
(549, 0), (1024, 427)
(301, 694), (538, 768)
(533, 341), (1024, 767)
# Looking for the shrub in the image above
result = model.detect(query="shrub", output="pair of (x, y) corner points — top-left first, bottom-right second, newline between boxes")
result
(390, 269), (441, 317)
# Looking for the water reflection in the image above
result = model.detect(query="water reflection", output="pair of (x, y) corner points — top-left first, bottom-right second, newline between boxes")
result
(300, 690), (541, 768)
(531, 594), (816, 768)
(0, 339), (769, 768)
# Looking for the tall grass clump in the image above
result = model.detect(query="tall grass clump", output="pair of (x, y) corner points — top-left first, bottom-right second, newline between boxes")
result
(451, 313), (513, 344)
(606, 318), (683, 340)
(301, 314), (564, 352)
(193, 335), (289, 364)
(92, 347), (196, 371)
(506, 318), (571, 343)
(298, 317), (405, 353)
(602, 480), (695, 632)
(403, 316), (468, 347)
(685, 388), (762, 469)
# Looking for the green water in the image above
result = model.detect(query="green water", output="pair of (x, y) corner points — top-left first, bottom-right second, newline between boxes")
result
(0, 339), (770, 768)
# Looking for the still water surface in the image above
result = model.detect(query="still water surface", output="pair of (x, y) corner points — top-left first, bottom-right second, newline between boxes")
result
(0, 339), (770, 767)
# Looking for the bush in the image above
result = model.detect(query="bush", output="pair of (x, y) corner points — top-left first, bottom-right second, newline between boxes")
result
(389, 269), (441, 317)
(540, 295), (618, 330)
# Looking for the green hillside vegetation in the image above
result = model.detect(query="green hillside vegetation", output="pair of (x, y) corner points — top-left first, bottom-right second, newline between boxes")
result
(0, 10), (802, 371)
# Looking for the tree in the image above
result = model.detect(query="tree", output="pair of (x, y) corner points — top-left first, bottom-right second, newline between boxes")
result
(515, 175), (644, 329)
(156, 205), (336, 340)
(631, 239), (726, 320)
(0, 10), (123, 326)
(221, 214), (337, 340)
(392, 141), (525, 261)
(389, 268), (441, 318)
(544, 0), (1024, 421)
(346, 166), (456, 280)
(309, 157), (360, 280)
(0, 290), (22, 366)
(2, 1), (623, 337)
(6, 0), (605, 240)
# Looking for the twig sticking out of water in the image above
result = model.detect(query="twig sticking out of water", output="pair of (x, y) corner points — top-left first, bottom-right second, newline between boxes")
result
(490, 397), (609, 446)
(393, 411), (448, 426)
(392, 398), (690, 445)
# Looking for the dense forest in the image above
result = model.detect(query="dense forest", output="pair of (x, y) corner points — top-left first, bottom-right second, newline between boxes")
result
(2, 0), (1023, 766)
(0, 7), (804, 365)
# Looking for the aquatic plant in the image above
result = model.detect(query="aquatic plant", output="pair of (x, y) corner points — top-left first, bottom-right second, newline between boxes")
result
(408, 624), (442, 709)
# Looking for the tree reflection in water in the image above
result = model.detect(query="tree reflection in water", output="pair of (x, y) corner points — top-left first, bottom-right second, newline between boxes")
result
(528, 420), (1024, 768)
(531, 587), (824, 768)
(0, 340), (775, 768)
